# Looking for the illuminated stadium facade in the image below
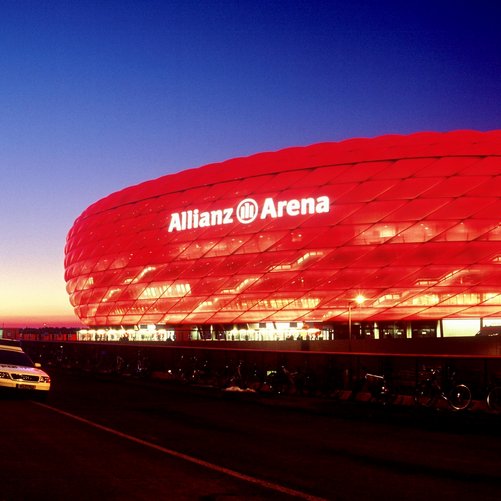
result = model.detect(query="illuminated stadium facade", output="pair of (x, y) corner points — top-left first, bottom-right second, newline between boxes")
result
(64, 130), (501, 342)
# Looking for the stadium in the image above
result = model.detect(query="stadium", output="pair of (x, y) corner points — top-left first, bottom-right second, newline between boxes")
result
(64, 130), (501, 342)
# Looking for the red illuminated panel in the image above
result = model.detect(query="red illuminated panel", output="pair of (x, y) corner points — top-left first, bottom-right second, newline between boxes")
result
(65, 130), (501, 327)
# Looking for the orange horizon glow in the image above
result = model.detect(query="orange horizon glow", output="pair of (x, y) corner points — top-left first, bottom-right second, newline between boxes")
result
(0, 265), (83, 329)
(1, 314), (84, 329)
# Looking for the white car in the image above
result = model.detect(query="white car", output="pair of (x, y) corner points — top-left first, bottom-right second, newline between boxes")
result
(0, 340), (51, 395)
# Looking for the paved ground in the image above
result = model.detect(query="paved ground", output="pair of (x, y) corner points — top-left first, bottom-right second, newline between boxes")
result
(1, 371), (500, 501)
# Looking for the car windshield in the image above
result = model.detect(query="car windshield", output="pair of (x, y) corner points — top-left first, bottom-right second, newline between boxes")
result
(0, 349), (35, 367)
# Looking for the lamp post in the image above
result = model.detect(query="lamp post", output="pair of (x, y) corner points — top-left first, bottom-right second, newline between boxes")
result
(348, 294), (366, 342)
(348, 303), (353, 341)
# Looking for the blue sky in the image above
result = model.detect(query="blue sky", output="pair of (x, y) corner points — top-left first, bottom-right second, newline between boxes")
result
(1, 0), (500, 326)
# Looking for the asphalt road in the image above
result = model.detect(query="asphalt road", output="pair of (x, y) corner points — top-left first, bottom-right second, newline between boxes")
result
(1, 370), (500, 501)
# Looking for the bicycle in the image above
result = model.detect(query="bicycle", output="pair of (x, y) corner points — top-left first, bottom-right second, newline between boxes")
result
(262, 364), (297, 396)
(351, 371), (396, 406)
(414, 367), (472, 411)
(365, 372), (396, 406)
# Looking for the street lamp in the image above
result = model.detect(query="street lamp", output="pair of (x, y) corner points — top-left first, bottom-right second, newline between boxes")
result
(348, 294), (366, 341)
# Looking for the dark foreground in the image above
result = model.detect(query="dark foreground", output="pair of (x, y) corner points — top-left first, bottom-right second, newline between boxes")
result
(1, 370), (500, 501)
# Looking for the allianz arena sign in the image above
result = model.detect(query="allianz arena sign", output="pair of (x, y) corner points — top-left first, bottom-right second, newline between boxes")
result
(167, 195), (330, 232)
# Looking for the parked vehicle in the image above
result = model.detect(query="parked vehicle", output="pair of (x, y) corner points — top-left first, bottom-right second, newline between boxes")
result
(351, 370), (396, 406)
(0, 340), (51, 396)
(262, 365), (297, 396)
(365, 372), (396, 406)
(414, 366), (471, 411)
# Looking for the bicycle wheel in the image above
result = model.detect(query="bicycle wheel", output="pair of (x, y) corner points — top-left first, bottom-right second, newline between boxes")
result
(447, 384), (472, 411)
(487, 386), (501, 412)
(414, 382), (436, 407)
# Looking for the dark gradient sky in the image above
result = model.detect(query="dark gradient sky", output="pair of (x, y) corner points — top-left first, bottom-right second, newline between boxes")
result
(1, 0), (500, 326)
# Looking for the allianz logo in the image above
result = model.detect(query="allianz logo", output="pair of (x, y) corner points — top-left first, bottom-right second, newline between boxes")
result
(167, 195), (330, 233)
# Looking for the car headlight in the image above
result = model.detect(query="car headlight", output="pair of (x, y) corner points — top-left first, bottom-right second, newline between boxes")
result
(0, 371), (10, 379)
(39, 375), (51, 383)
